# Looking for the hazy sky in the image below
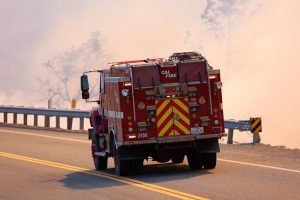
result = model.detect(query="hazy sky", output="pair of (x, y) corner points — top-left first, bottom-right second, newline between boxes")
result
(0, 0), (299, 148)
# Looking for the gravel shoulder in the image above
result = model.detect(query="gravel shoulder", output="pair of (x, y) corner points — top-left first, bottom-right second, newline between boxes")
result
(219, 143), (300, 170)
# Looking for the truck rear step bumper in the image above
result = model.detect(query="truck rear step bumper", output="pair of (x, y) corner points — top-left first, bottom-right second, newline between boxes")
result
(117, 133), (225, 146)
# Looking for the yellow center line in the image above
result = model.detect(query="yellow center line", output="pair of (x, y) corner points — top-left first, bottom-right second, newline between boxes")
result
(0, 151), (208, 200)
(0, 129), (89, 143)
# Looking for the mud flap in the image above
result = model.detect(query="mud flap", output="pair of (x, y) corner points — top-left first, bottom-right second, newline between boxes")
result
(195, 138), (220, 153)
(88, 128), (93, 140)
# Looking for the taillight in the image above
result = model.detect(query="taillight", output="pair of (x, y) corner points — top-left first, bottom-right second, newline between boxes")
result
(127, 115), (133, 132)
(213, 108), (219, 125)
(128, 134), (136, 139)
(124, 82), (132, 87)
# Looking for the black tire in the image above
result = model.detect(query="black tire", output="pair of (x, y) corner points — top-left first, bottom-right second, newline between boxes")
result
(131, 159), (144, 175)
(203, 153), (216, 169)
(91, 133), (100, 152)
(187, 153), (204, 170)
(113, 143), (130, 176)
(93, 156), (108, 170)
(171, 154), (185, 164)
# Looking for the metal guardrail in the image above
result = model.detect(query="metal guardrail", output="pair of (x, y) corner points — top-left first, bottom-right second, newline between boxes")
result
(224, 119), (261, 144)
(0, 105), (261, 143)
(0, 105), (89, 130)
(224, 120), (251, 131)
(0, 106), (89, 117)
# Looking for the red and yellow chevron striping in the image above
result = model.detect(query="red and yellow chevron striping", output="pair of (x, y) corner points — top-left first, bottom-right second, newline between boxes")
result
(156, 98), (190, 137)
(173, 98), (190, 135)
(156, 99), (173, 136)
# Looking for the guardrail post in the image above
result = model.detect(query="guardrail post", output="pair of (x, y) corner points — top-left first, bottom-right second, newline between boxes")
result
(4, 112), (8, 123)
(56, 116), (60, 128)
(24, 114), (28, 125)
(227, 129), (234, 144)
(253, 132), (261, 144)
(67, 117), (73, 130)
(79, 117), (84, 130)
(13, 113), (17, 124)
(34, 115), (38, 126)
(45, 115), (50, 128)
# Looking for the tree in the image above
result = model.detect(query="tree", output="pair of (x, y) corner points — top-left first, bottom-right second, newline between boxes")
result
(201, 0), (262, 68)
(37, 32), (106, 109)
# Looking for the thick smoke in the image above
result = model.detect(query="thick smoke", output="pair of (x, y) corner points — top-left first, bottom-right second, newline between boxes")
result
(37, 32), (106, 109)
(201, 0), (262, 69)
(201, 0), (261, 41)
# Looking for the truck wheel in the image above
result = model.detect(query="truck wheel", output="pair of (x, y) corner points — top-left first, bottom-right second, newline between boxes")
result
(171, 154), (185, 164)
(131, 159), (144, 175)
(93, 156), (108, 170)
(203, 153), (216, 169)
(187, 153), (204, 170)
(113, 143), (130, 176)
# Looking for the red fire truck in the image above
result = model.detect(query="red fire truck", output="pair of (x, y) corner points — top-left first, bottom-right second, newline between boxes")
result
(80, 52), (225, 176)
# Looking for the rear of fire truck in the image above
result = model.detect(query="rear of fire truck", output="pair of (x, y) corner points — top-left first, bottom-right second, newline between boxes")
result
(81, 52), (225, 176)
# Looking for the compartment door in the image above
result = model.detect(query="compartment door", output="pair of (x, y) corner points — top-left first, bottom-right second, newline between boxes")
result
(155, 98), (191, 137)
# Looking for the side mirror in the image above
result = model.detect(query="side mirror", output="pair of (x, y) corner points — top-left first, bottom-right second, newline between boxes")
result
(81, 75), (90, 99)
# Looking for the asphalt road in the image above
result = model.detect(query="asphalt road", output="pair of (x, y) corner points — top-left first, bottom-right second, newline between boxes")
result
(0, 126), (299, 200)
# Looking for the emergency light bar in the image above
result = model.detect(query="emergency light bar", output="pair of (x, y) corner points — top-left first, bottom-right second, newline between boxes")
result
(108, 58), (163, 66)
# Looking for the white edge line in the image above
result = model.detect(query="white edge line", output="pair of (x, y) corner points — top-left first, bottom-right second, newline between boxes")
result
(0, 129), (89, 143)
(218, 158), (300, 173)
(1, 128), (299, 174)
